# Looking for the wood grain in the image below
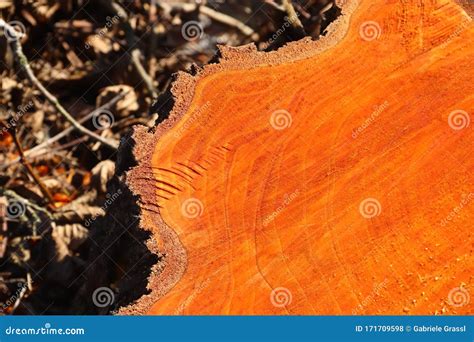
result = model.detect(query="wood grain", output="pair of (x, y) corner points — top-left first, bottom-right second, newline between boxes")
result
(124, 0), (473, 315)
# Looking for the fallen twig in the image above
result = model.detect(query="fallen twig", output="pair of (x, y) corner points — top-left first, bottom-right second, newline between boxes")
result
(27, 91), (128, 157)
(0, 196), (7, 258)
(0, 90), (128, 170)
(281, 0), (307, 37)
(0, 19), (119, 150)
(10, 127), (56, 207)
(2, 189), (54, 238)
(200, 5), (257, 38)
(158, 3), (257, 39)
(99, 0), (158, 98)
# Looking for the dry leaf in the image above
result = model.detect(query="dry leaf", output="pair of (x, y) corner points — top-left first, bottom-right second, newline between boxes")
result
(53, 204), (104, 225)
(96, 85), (139, 118)
(53, 224), (88, 251)
(0, 0), (13, 10)
(91, 160), (115, 193)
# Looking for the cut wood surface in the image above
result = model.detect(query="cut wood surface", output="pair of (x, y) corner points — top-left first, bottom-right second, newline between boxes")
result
(124, 0), (473, 315)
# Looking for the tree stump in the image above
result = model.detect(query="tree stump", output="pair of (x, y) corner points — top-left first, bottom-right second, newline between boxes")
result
(122, 0), (473, 315)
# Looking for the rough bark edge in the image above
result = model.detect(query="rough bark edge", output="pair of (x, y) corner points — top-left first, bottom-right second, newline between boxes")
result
(119, 0), (358, 315)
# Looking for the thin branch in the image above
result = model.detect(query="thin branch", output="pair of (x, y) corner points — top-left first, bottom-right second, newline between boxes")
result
(10, 127), (56, 207)
(27, 91), (128, 157)
(99, 0), (158, 98)
(2, 190), (53, 220)
(264, 0), (285, 12)
(160, 3), (257, 39)
(281, 0), (307, 37)
(0, 91), (129, 170)
(0, 19), (119, 150)
(200, 6), (257, 38)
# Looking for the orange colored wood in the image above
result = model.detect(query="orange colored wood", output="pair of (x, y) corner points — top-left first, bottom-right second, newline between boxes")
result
(125, 0), (473, 315)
